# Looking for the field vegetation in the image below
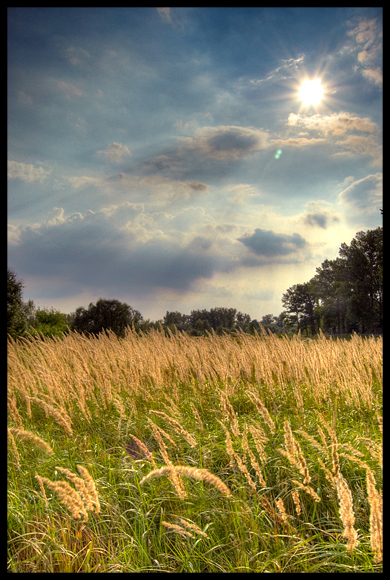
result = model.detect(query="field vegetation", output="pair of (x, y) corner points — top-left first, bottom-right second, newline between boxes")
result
(8, 327), (382, 572)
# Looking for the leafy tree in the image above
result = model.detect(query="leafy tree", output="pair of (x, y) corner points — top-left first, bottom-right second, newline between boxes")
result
(163, 311), (191, 332)
(71, 298), (143, 337)
(281, 282), (318, 335)
(236, 311), (251, 332)
(282, 227), (383, 336)
(339, 227), (383, 333)
(32, 307), (69, 338)
(7, 269), (26, 338)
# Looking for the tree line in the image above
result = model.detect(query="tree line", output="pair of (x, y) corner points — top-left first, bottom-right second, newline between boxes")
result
(7, 226), (382, 340)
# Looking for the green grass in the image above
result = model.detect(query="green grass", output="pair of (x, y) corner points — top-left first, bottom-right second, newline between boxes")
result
(7, 331), (382, 572)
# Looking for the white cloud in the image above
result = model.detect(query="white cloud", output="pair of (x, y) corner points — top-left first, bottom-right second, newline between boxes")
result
(56, 80), (84, 99)
(347, 17), (382, 87)
(8, 161), (51, 182)
(97, 142), (132, 162)
(64, 46), (91, 67)
(338, 173), (382, 214)
(287, 112), (378, 136)
(285, 112), (381, 166)
(362, 67), (382, 87)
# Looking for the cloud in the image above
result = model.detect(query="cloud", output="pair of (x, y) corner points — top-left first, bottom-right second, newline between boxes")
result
(249, 55), (305, 85)
(97, 142), (132, 162)
(56, 80), (84, 99)
(178, 125), (269, 159)
(271, 136), (325, 148)
(338, 173), (382, 214)
(301, 201), (340, 229)
(362, 66), (382, 87)
(286, 112), (381, 165)
(8, 161), (51, 182)
(334, 134), (382, 167)
(237, 228), (307, 258)
(157, 7), (172, 23)
(347, 17), (382, 87)
(8, 206), (237, 301)
(287, 112), (378, 137)
(64, 46), (91, 67)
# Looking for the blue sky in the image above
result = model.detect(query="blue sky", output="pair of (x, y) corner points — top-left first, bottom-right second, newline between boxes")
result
(8, 7), (382, 321)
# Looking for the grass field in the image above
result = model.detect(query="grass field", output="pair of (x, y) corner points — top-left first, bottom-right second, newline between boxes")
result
(7, 328), (382, 572)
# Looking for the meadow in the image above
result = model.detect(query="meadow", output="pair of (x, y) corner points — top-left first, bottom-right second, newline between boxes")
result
(7, 327), (382, 572)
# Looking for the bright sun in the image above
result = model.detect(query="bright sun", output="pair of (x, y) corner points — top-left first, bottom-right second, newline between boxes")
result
(299, 78), (324, 106)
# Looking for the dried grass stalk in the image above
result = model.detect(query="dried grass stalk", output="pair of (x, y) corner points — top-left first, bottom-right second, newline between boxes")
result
(176, 517), (209, 538)
(292, 480), (321, 503)
(140, 465), (232, 497)
(366, 467), (383, 563)
(275, 497), (291, 525)
(7, 396), (23, 429)
(8, 427), (54, 455)
(161, 521), (194, 538)
(127, 434), (157, 468)
(76, 465), (101, 515)
(7, 428), (21, 467)
(55, 466), (93, 512)
(147, 422), (186, 499)
(219, 391), (240, 437)
(36, 475), (89, 521)
(247, 391), (275, 433)
(335, 472), (359, 552)
(149, 410), (197, 447)
(291, 489), (301, 516)
(190, 402), (204, 432)
(29, 397), (73, 437)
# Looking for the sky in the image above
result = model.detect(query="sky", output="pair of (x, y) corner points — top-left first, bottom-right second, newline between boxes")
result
(8, 7), (383, 322)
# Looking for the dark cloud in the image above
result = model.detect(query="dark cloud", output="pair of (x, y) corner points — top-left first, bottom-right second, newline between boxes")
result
(303, 212), (339, 229)
(237, 228), (307, 258)
(179, 125), (269, 159)
(8, 208), (236, 302)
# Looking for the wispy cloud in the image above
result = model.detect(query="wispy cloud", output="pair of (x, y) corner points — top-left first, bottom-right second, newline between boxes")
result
(347, 17), (382, 87)
(8, 161), (51, 182)
(56, 80), (85, 99)
(97, 142), (132, 162)
(249, 56), (305, 85)
(285, 112), (381, 165)
(338, 173), (382, 215)
(157, 7), (172, 23)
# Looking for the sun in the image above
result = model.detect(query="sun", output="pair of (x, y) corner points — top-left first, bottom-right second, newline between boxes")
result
(299, 78), (324, 107)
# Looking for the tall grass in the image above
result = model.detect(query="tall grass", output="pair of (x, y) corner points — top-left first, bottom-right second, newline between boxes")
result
(8, 328), (382, 572)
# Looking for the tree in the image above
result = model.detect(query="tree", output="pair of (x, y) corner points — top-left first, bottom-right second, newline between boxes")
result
(163, 311), (191, 332)
(312, 258), (349, 334)
(235, 311), (251, 332)
(71, 298), (143, 337)
(7, 269), (26, 338)
(281, 282), (317, 335)
(32, 307), (69, 338)
(281, 227), (383, 336)
(339, 227), (383, 333)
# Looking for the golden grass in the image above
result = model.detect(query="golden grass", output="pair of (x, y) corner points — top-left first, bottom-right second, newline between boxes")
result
(140, 464), (232, 498)
(7, 328), (382, 570)
(8, 427), (54, 456)
(35, 465), (100, 521)
(335, 472), (359, 552)
(365, 467), (383, 563)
